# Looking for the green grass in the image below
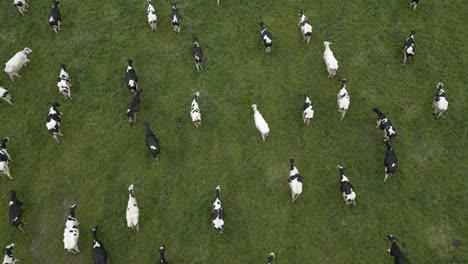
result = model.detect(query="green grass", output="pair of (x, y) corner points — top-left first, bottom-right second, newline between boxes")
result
(0, 0), (466, 263)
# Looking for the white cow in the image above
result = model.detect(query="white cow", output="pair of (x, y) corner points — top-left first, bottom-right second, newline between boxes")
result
(303, 94), (314, 125)
(323, 42), (338, 78)
(337, 79), (350, 120)
(432, 82), (448, 119)
(13, 0), (29, 15)
(0, 86), (14, 105)
(126, 184), (139, 231)
(190, 92), (201, 128)
(3, 243), (21, 264)
(288, 158), (303, 202)
(4, 47), (32, 81)
(252, 104), (270, 142)
(63, 204), (80, 254)
(147, 0), (157, 31)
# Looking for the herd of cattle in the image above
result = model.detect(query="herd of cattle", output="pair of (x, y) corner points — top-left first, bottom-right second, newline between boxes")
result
(0, 0), (449, 263)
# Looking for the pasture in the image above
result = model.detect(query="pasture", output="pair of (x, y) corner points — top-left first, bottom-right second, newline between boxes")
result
(0, 0), (466, 263)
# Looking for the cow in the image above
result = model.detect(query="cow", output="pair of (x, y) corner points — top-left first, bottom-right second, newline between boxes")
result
(211, 185), (225, 233)
(144, 122), (160, 163)
(91, 226), (108, 264)
(190, 92), (201, 128)
(323, 41), (338, 78)
(45, 102), (63, 144)
(4, 47), (32, 81)
(402, 30), (416, 66)
(147, 0), (157, 31)
(432, 82), (449, 119)
(259, 22), (272, 53)
(125, 59), (138, 92)
(387, 235), (411, 264)
(193, 38), (203, 72)
(0, 137), (13, 180)
(159, 245), (168, 264)
(303, 94), (314, 125)
(126, 184), (139, 231)
(48, 0), (62, 34)
(409, 0), (419, 12)
(266, 252), (275, 264)
(372, 108), (396, 140)
(298, 10), (313, 45)
(337, 166), (356, 205)
(127, 89), (142, 124)
(57, 64), (72, 99)
(383, 139), (398, 183)
(8, 190), (24, 233)
(252, 104), (270, 142)
(0, 86), (14, 105)
(13, 0), (28, 16)
(63, 204), (80, 254)
(3, 243), (21, 264)
(337, 79), (350, 120)
(170, 2), (181, 33)
(288, 158), (303, 202)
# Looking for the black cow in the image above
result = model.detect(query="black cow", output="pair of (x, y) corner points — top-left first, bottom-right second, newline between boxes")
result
(259, 22), (272, 53)
(125, 59), (138, 92)
(127, 89), (142, 124)
(387, 235), (411, 264)
(170, 2), (181, 33)
(46, 102), (63, 144)
(144, 122), (160, 163)
(48, 0), (62, 34)
(372, 108), (396, 140)
(159, 244), (168, 264)
(402, 30), (416, 66)
(193, 37), (203, 72)
(91, 226), (108, 264)
(8, 190), (24, 233)
(383, 139), (398, 183)
(337, 166), (356, 205)
(266, 252), (275, 264)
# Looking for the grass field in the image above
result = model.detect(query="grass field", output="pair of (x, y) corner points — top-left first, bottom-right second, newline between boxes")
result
(0, 0), (466, 263)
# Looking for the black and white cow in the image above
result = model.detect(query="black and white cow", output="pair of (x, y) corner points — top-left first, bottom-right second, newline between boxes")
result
(402, 30), (416, 66)
(0, 86), (14, 105)
(193, 38), (203, 72)
(337, 166), (356, 205)
(48, 0), (62, 34)
(337, 79), (350, 120)
(3, 243), (21, 264)
(433, 82), (449, 119)
(91, 226), (108, 264)
(170, 2), (181, 33)
(0, 137), (13, 180)
(127, 89), (142, 124)
(303, 94), (314, 125)
(211, 185), (225, 233)
(288, 158), (303, 202)
(190, 92), (201, 128)
(46, 102), (63, 144)
(57, 64), (72, 99)
(409, 0), (419, 12)
(147, 0), (157, 31)
(125, 59), (138, 92)
(144, 122), (160, 163)
(383, 139), (398, 183)
(259, 21), (272, 53)
(372, 108), (396, 140)
(13, 0), (29, 16)
(8, 190), (24, 233)
(387, 235), (411, 264)
(63, 204), (80, 254)
(266, 252), (275, 264)
(126, 184), (139, 231)
(298, 10), (313, 46)
(159, 244), (168, 264)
